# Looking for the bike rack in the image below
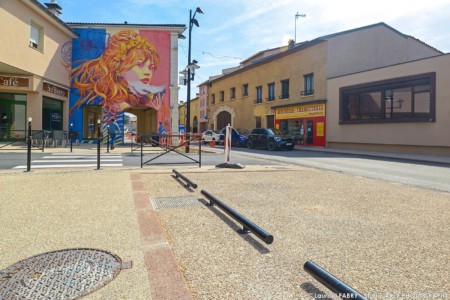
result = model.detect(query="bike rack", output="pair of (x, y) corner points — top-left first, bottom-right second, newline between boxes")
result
(303, 260), (367, 300)
(172, 169), (198, 189)
(201, 189), (274, 245)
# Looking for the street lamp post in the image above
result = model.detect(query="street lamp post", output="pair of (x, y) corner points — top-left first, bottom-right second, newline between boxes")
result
(186, 7), (204, 153)
(295, 12), (306, 43)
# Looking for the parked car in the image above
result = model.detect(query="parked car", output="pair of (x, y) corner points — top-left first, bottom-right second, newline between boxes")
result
(201, 130), (223, 144)
(219, 127), (249, 147)
(247, 128), (295, 151)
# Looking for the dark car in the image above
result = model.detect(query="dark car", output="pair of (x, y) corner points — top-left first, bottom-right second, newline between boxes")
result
(219, 127), (249, 147)
(247, 128), (294, 151)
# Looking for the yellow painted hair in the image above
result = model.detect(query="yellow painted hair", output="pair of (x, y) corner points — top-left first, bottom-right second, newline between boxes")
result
(70, 30), (160, 116)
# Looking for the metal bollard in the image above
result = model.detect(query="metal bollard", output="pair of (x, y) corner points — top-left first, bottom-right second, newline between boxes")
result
(303, 260), (367, 300)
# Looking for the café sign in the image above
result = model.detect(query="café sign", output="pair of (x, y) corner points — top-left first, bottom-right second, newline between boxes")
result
(0, 76), (29, 88)
(43, 82), (68, 97)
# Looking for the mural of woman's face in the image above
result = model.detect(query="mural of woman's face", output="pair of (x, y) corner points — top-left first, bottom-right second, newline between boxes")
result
(123, 59), (155, 85)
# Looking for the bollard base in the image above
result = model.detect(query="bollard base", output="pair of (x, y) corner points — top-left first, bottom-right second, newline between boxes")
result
(215, 162), (245, 169)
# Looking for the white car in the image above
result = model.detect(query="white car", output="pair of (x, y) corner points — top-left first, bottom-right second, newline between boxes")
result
(201, 130), (223, 144)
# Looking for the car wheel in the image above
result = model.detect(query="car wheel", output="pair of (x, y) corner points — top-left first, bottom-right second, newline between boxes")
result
(247, 140), (254, 149)
(267, 142), (275, 151)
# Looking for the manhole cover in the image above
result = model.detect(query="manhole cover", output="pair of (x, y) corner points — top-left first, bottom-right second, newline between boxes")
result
(0, 248), (131, 300)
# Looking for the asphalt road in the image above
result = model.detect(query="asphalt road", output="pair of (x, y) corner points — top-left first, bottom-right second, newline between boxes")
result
(1, 148), (449, 192)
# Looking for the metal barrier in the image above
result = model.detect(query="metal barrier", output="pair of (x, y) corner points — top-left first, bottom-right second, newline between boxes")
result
(303, 260), (367, 300)
(172, 169), (198, 189)
(140, 133), (202, 168)
(200, 189), (274, 244)
(0, 129), (45, 152)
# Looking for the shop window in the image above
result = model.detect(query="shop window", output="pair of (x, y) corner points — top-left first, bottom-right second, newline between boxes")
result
(43, 97), (63, 131)
(267, 83), (275, 101)
(280, 79), (289, 99)
(340, 73), (435, 124)
(254, 86), (262, 104)
(30, 21), (44, 51)
(242, 84), (248, 97)
(302, 73), (314, 95)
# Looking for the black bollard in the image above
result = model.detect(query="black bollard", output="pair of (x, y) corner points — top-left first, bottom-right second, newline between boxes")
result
(26, 119), (32, 172)
(303, 260), (367, 300)
(106, 127), (110, 153)
(96, 121), (101, 170)
(70, 123), (73, 153)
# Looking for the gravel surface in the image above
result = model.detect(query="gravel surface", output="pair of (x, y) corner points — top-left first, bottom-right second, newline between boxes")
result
(142, 165), (450, 300)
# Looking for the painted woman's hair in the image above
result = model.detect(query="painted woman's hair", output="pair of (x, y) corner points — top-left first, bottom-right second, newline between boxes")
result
(70, 30), (160, 116)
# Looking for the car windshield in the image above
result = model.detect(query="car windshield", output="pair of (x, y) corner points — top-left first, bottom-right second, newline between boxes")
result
(267, 128), (284, 135)
(236, 128), (249, 135)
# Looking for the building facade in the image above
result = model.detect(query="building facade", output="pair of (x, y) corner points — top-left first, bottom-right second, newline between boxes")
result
(67, 23), (185, 143)
(0, 1), (185, 145)
(0, 0), (77, 139)
(327, 54), (450, 155)
(206, 23), (442, 147)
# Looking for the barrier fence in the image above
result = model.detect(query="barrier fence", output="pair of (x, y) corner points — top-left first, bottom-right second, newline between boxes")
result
(140, 133), (202, 168)
(201, 189), (274, 245)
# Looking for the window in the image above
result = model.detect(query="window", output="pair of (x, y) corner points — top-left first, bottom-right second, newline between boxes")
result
(255, 86), (262, 104)
(30, 21), (43, 51)
(340, 73), (435, 124)
(242, 84), (249, 97)
(267, 83), (275, 101)
(230, 87), (236, 100)
(302, 73), (314, 95)
(280, 79), (289, 99)
(220, 91), (224, 102)
(211, 94), (215, 104)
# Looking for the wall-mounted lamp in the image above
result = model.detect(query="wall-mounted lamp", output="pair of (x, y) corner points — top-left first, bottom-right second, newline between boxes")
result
(28, 117), (32, 122)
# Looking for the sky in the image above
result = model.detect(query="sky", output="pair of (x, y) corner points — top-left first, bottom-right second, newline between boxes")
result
(40, 0), (450, 102)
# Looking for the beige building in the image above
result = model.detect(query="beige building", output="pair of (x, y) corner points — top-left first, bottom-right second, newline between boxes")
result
(205, 23), (442, 147)
(0, 0), (77, 138)
(327, 54), (450, 155)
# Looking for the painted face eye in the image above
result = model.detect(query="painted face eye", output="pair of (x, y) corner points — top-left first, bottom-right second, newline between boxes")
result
(148, 63), (156, 71)
(136, 61), (145, 68)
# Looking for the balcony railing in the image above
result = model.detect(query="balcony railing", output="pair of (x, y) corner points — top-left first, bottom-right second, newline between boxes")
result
(301, 89), (314, 96)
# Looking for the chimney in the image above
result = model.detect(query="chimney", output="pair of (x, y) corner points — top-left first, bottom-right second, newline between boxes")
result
(45, 0), (62, 17)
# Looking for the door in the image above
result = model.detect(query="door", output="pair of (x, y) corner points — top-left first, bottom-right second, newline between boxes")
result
(217, 111), (231, 130)
(0, 102), (11, 139)
(306, 120), (314, 145)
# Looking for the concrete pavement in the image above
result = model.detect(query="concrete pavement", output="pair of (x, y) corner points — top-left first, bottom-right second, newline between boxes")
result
(0, 143), (449, 299)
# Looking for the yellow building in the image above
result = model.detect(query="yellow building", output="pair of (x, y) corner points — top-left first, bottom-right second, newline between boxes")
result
(178, 96), (199, 133)
(205, 23), (441, 147)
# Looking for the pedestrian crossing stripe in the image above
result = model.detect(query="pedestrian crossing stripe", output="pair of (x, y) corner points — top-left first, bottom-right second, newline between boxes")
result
(12, 152), (124, 169)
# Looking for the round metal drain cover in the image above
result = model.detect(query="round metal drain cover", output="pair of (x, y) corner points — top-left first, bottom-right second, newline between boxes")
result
(0, 248), (130, 300)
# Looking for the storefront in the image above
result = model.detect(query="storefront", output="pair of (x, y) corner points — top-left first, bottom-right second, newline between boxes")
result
(273, 100), (326, 147)
(0, 76), (31, 140)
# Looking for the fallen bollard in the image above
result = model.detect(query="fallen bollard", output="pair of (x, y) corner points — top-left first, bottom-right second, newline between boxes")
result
(201, 189), (273, 245)
(172, 169), (198, 189)
(303, 260), (367, 300)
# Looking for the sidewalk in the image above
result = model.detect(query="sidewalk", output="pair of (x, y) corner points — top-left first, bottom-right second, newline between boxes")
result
(2, 165), (448, 299)
(1, 143), (449, 299)
(294, 145), (450, 165)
